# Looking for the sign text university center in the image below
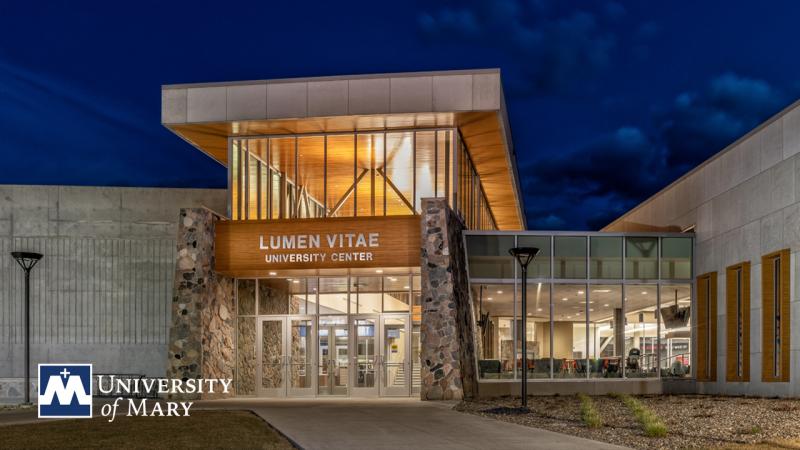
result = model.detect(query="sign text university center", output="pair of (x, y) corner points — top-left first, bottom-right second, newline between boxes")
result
(4, 68), (800, 400)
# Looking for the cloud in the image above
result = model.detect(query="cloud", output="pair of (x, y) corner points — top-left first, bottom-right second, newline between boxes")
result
(519, 72), (790, 230)
(417, 0), (620, 95)
(660, 72), (785, 168)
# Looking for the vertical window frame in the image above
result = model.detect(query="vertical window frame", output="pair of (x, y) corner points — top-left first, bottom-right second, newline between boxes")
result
(696, 272), (718, 382)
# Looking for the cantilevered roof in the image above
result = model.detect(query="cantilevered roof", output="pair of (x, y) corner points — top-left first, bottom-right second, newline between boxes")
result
(161, 69), (525, 230)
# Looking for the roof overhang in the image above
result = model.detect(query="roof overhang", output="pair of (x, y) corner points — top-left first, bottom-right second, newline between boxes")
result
(161, 69), (525, 230)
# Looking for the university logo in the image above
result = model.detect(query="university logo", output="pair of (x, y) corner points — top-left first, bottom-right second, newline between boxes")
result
(38, 364), (93, 418)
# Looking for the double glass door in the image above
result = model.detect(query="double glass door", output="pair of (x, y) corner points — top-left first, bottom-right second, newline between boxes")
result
(257, 314), (411, 397)
(257, 316), (315, 397)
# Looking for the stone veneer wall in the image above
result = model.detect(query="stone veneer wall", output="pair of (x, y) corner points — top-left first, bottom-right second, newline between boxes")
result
(166, 208), (235, 400)
(419, 198), (478, 400)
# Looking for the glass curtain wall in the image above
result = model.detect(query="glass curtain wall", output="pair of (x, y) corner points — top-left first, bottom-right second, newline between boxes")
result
(467, 233), (693, 381)
(229, 129), (496, 230)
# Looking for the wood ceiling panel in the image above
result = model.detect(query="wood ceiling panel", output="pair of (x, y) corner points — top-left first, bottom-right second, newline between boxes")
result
(165, 110), (524, 230)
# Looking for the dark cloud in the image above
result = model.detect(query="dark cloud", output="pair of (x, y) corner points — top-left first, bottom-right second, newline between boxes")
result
(418, 0), (620, 95)
(521, 72), (790, 230)
(660, 72), (785, 168)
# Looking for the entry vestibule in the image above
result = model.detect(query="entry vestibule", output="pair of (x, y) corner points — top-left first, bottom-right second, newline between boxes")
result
(237, 275), (421, 398)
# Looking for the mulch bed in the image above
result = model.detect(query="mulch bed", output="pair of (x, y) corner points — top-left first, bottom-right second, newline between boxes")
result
(456, 395), (800, 449)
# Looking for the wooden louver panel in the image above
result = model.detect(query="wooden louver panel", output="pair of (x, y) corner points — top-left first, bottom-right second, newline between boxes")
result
(725, 262), (750, 382)
(696, 272), (717, 381)
(762, 249), (790, 382)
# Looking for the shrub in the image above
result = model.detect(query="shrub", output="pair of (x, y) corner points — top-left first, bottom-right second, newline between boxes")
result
(578, 393), (603, 429)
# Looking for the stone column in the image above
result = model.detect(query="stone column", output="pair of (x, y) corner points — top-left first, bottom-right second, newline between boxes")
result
(419, 198), (478, 400)
(166, 208), (235, 400)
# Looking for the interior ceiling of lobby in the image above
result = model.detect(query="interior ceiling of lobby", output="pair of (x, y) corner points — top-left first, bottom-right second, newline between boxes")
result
(474, 284), (691, 322)
(166, 110), (524, 230)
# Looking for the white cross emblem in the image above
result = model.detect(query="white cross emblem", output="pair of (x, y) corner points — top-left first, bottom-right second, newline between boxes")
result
(59, 368), (70, 378)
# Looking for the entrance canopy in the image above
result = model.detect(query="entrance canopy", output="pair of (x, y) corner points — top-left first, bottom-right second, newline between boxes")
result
(161, 69), (525, 230)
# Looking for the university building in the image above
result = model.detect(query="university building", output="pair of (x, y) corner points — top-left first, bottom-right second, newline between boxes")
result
(0, 69), (797, 400)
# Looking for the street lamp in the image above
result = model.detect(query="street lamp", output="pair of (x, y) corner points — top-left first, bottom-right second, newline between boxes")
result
(509, 247), (539, 409)
(11, 251), (43, 405)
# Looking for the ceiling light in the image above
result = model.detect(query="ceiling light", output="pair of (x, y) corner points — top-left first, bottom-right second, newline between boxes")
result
(403, 286), (410, 289)
(589, 301), (594, 304)
(487, 297), (493, 301)
(389, 277), (397, 282)
(593, 289), (611, 293)
(537, 308), (543, 312)
(589, 308), (594, 312)
(268, 271), (277, 276)
(292, 280), (300, 284)
(577, 290), (584, 294)
(562, 297), (567, 301)
(497, 290), (504, 294)
(641, 291), (648, 295)
(375, 269), (383, 274)
(604, 304), (609, 307)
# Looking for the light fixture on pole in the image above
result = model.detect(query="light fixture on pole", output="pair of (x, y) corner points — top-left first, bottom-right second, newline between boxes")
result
(509, 246), (539, 409)
(11, 251), (43, 405)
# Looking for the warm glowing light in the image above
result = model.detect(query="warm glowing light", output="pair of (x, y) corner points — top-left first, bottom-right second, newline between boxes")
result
(537, 308), (543, 312)
(403, 285), (410, 289)
(592, 289), (611, 293)
(603, 304), (610, 307)
(268, 271), (277, 276)
(641, 291), (648, 295)
(292, 280), (300, 284)
(487, 297), (494, 301)
(497, 290), (503, 294)
(375, 269), (383, 274)
(577, 290), (584, 294)
(561, 297), (567, 301)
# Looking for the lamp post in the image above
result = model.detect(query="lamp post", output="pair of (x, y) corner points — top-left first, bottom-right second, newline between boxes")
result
(509, 247), (539, 409)
(11, 251), (43, 405)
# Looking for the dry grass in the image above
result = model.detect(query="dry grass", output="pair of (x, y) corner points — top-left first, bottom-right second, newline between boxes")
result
(0, 410), (294, 449)
(578, 393), (603, 429)
(613, 393), (668, 437)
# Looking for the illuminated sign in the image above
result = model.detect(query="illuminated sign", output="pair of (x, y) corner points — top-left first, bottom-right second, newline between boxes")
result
(215, 216), (420, 276)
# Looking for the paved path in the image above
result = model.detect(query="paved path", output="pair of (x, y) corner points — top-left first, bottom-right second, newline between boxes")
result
(197, 398), (628, 450)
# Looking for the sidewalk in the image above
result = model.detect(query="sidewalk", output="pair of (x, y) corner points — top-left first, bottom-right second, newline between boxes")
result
(197, 398), (629, 450)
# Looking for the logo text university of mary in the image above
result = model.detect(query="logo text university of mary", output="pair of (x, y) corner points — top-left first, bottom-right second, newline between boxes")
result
(38, 364), (92, 418)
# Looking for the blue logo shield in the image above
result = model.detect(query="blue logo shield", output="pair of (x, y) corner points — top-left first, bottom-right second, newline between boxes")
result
(38, 364), (93, 418)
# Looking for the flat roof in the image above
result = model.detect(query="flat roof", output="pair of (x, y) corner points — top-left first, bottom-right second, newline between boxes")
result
(161, 69), (526, 230)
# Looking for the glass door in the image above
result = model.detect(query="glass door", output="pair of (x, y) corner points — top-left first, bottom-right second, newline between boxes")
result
(287, 316), (315, 396)
(318, 316), (349, 396)
(258, 317), (287, 397)
(381, 315), (411, 396)
(351, 315), (379, 396)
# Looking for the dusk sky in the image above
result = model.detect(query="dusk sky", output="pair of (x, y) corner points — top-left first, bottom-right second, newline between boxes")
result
(2, 1), (799, 230)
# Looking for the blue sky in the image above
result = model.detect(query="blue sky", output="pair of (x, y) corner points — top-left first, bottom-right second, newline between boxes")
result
(1, 0), (798, 229)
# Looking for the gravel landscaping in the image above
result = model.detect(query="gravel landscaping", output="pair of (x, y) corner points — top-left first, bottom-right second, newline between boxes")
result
(456, 395), (800, 449)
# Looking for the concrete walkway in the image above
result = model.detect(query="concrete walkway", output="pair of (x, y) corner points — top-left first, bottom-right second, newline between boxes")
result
(197, 398), (628, 450)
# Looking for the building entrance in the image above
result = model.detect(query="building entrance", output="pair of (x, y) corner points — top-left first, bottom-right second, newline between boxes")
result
(240, 272), (421, 398)
(256, 313), (414, 397)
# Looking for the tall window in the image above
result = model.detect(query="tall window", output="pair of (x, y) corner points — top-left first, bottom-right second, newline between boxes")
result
(725, 262), (750, 382)
(762, 250), (790, 382)
(229, 130), (496, 229)
(696, 272), (717, 381)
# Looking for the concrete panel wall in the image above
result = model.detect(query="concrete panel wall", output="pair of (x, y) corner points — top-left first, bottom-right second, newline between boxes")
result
(0, 185), (226, 380)
(162, 69), (504, 125)
(605, 99), (800, 397)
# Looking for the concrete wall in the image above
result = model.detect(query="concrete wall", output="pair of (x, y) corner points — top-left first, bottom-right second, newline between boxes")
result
(0, 185), (226, 387)
(605, 99), (800, 396)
